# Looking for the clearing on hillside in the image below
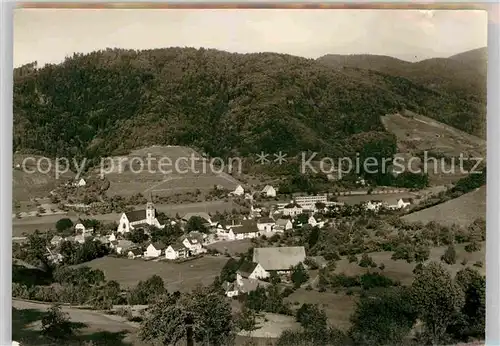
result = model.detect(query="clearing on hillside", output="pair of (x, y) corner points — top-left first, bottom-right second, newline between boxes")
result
(97, 145), (243, 198)
(402, 185), (486, 227)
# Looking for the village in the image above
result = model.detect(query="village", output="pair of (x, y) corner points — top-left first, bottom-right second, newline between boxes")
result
(33, 180), (419, 299)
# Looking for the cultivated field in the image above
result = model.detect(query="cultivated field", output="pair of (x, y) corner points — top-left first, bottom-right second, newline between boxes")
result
(74, 256), (228, 291)
(100, 146), (243, 197)
(402, 186), (486, 227)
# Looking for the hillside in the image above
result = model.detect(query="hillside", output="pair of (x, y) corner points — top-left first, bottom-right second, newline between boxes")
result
(318, 48), (486, 136)
(14, 47), (485, 160)
(402, 185), (486, 226)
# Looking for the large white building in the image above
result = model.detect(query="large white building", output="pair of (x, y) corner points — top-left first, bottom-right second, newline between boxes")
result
(117, 202), (164, 234)
(294, 195), (328, 210)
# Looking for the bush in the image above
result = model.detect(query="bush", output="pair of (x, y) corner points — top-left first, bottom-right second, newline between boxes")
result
(441, 245), (457, 265)
(359, 254), (376, 268)
(348, 254), (358, 263)
(465, 241), (481, 253)
(473, 261), (483, 268)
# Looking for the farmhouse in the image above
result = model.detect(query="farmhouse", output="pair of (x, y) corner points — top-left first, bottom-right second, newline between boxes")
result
(261, 185), (277, 197)
(275, 218), (293, 232)
(118, 202), (164, 234)
(165, 242), (190, 260)
(232, 220), (260, 240)
(257, 217), (275, 232)
(223, 276), (270, 298)
(397, 198), (412, 208)
(283, 202), (303, 217)
(144, 242), (166, 258)
(253, 246), (306, 273)
(237, 261), (269, 280)
(127, 248), (143, 259)
(181, 212), (213, 226)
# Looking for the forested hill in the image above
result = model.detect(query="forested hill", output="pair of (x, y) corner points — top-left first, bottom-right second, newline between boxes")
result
(13, 47), (485, 160)
(317, 47), (487, 136)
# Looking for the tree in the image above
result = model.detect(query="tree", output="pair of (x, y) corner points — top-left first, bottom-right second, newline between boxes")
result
(126, 228), (149, 244)
(236, 305), (257, 332)
(290, 263), (309, 288)
(448, 268), (486, 341)
(358, 253), (376, 268)
(186, 216), (208, 233)
(269, 271), (281, 285)
(56, 218), (74, 232)
(349, 287), (417, 346)
(441, 244), (457, 265)
(140, 286), (233, 346)
(296, 304), (327, 334)
(410, 262), (465, 344)
(41, 304), (75, 340)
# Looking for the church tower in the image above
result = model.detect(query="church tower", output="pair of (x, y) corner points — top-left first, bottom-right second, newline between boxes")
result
(146, 193), (155, 225)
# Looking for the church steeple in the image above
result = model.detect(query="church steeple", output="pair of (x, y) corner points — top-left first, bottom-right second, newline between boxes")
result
(146, 192), (155, 224)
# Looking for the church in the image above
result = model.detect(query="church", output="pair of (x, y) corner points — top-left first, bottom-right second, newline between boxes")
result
(117, 202), (165, 234)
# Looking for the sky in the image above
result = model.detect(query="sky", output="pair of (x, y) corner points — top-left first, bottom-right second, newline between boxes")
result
(14, 8), (487, 67)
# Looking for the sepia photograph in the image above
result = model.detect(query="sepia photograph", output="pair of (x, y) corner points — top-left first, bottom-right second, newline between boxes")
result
(10, 6), (487, 346)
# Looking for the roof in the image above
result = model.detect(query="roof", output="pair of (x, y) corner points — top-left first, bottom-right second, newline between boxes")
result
(261, 185), (275, 192)
(151, 241), (166, 250)
(257, 217), (275, 224)
(237, 261), (259, 278)
(50, 235), (62, 242)
(238, 278), (270, 293)
(232, 220), (258, 234)
(275, 219), (291, 226)
(182, 212), (211, 223)
(128, 248), (142, 256)
(284, 202), (302, 209)
(401, 198), (412, 203)
(125, 210), (147, 223)
(117, 240), (134, 249)
(169, 242), (188, 251)
(253, 246), (306, 271)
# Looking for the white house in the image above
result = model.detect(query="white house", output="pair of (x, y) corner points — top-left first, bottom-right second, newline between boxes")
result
(275, 219), (293, 232)
(74, 178), (86, 187)
(257, 217), (275, 232)
(232, 220), (260, 240)
(261, 185), (277, 197)
(308, 215), (317, 227)
(144, 242), (166, 258)
(117, 202), (164, 234)
(127, 248), (143, 259)
(165, 243), (190, 260)
(232, 185), (245, 196)
(108, 233), (116, 242)
(75, 222), (94, 235)
(283, 202), (303, 217)
(216, 225), (236, 241)
(182, 236), (205, 255)
(237, 261), (269, 280)
(397, 198), (412, 209)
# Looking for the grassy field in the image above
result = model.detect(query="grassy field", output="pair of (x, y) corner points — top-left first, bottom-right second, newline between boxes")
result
(402, 186), (486, 227)
(337, 192), (417, 205)
(206, 239), (254, 256)
(74, 256), (228, 291)
(13, 299), (139, 345)
(100, 146), (243, 198)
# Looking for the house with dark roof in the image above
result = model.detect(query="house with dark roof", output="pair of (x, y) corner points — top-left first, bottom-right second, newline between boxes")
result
(253, 246), (306, 273)
(118, 202), (164, 234)
(144, 241), (166, 258)
(127, 248), (143, 259)
(256, 217), (275, 232)
(237, 261), (269, 280)
(165, 242), (190, 260)
(232, 220), (260, 240)
(283, 202), (303, 217)
(181, 212), (213, 226)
